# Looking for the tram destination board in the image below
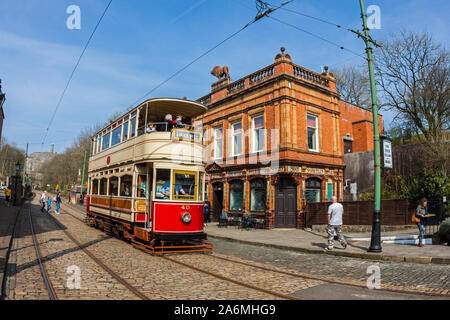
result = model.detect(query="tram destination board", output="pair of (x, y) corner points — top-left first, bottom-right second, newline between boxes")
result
(172, 129), (201, 142)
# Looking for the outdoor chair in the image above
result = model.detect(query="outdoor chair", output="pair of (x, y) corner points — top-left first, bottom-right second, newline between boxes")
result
(218, 210), (228, 228)
(230, 213), (241, 228)
(241, 213), (254, 230)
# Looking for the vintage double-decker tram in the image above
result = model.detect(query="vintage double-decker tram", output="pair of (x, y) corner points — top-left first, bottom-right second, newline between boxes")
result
(85, 97), (212, 254)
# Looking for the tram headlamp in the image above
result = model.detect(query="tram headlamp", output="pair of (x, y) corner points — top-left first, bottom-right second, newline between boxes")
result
(181, 212), (192, 224)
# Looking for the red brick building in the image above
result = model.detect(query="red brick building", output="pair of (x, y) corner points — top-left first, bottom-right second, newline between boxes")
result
(196, 48), (383, 228)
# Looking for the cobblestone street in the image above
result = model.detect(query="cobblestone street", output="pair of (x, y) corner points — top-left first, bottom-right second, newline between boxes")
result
(1, 197), (448, 300)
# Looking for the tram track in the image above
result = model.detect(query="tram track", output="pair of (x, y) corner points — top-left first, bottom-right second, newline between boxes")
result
(1, 204), (26, 300)
(56, 199), (297, 300)
(53, 194), (450, 299)
(28, 206), (58, 300)
(40, 205), (150, 300)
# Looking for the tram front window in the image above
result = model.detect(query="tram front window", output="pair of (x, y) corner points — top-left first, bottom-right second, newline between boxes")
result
(173, 171), (196, 201)
(155, 169), (171, 200)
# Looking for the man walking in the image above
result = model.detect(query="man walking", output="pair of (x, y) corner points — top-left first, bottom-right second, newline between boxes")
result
(326, 196), (347, 251)
(40, 191), (47, 212)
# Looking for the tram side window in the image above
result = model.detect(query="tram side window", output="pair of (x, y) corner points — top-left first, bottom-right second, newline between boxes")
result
(91, 179), (99, 195)
(102, 133), (111, 150)
(198, 172), (204, 202)
(111, 126), (122, 147)
(130, 117), (136, 138)
(109, 177), (119, 196)
(123, 121), (129, 141)
(120, 175), (132, 197)
(155, 169), (171, 200)
(99, 178), (108, 195)
(173, 171), (196, 201)
(136, 175), (147, 198)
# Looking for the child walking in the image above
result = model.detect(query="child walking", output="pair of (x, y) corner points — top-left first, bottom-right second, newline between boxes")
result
(47, 196), (52, 213)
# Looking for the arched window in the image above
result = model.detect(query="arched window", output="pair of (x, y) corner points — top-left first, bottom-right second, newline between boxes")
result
(229, 180), (244, 211)
(305, 178), (322, 203)
(91, 179), (99, 195)
(120, 175), (132, 197)
(250, 178), (266, 211)
(99, 178), (108, 195)
(109, 177), (119, 196)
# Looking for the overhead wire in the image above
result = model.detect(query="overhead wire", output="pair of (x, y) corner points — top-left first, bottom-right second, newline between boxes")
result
(41, 0), (113, 146)
(234, 0), (365, 60)
(126, 1), (292, 110)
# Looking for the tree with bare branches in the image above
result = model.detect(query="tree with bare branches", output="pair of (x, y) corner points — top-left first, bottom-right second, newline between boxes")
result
(375, 31), (449, 174)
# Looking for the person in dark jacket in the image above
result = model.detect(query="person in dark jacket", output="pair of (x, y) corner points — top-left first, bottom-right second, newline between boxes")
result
(55, 192), (62, 215)
(415, 198), (428, 247)
(203, 201), (211, 223)
(165, 114), (178, 132)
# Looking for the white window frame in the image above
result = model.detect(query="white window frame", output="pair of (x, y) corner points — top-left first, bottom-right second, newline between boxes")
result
(252, 115), (264, 153)
(214, 127), (223, 160)
(307, 114), (319, 152)
(231, 121), (242, 156)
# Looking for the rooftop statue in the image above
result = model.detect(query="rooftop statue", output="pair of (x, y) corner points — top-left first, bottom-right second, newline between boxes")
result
(210, 66), (230, 80)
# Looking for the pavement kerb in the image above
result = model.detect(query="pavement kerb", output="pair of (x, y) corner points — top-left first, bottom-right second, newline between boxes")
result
(208, 234), (450, 265)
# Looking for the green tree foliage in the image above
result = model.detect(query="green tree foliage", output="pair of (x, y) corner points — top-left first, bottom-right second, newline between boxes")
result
(0, 138), (25, 183)
(383, 168), (449, 200)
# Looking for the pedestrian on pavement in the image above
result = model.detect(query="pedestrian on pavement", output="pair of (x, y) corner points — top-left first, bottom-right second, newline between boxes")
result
(203, 200), (211, 223)
(47, 196), (52, 213)
(5, 186), (11, 206)
(55, 192), (62, 215)
(40, 191), (47, 212)
(326, 196), (347, 251)
(415, 198), (428, 247)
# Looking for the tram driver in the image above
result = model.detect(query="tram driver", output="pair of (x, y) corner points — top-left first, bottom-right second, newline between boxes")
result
(159, 180), (186, 200)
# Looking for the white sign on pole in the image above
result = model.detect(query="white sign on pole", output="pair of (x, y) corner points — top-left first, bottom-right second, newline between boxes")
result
(382, 139), (393, 169)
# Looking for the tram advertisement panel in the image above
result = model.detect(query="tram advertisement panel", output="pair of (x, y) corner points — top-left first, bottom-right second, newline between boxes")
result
(152, 202), (203, 233)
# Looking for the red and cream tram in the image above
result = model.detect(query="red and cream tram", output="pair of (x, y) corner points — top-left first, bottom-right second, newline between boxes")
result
(85, 98), (212, 254)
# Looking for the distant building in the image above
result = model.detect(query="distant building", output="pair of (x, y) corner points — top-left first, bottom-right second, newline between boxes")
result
(196, 48), (383, 229)
(27, 145), (55, 186)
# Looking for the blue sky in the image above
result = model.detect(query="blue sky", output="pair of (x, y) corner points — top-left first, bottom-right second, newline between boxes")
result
(1, 0), (449, 154)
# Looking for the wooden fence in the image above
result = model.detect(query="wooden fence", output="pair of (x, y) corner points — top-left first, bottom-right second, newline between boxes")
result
(305, 199), (421, 226)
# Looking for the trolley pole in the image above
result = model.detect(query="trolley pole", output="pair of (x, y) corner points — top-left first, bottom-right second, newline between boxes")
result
(80, 150), (87, 198)
(351, 0), (382, 252)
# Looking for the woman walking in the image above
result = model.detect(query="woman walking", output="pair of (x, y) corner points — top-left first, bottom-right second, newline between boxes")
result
(415, 198), (428, 247)
(55, 192), (61, 215)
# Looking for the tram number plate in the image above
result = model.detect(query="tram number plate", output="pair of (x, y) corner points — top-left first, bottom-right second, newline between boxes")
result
(135, 200), (146, 212)
(172, 130), (201, 142)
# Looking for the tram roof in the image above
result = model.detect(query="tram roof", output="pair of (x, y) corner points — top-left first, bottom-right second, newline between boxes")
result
(95, 97), (208, 136)
(141, 97), (208, 118)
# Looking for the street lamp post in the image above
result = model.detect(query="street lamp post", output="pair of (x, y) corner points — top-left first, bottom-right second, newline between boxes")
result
(14, 161), (20, 206)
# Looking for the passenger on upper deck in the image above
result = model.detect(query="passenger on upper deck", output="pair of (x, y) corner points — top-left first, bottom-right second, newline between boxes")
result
(146, 123), (156, 133)
(165, 114), (178, 132)
(175, 115), (186, 128)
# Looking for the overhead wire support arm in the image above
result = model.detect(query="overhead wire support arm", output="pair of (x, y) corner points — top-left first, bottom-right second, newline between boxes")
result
(349, 29), (381, 48)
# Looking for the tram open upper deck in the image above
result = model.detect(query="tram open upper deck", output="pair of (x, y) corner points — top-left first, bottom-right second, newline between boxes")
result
(86, 98), (211, 254)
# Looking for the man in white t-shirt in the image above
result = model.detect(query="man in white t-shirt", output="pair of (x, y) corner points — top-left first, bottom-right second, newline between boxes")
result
(326, 196), (347, 251)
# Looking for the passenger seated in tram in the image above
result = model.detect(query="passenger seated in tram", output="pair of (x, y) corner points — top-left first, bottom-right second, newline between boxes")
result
(121, 186), (131, 197)
(146, 123), (156, 133)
